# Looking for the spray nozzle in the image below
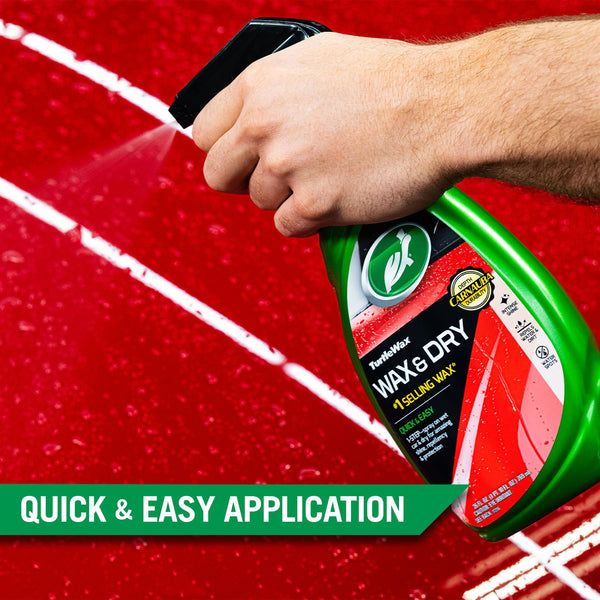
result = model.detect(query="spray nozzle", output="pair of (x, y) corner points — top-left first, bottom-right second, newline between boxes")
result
(168, 17), (330, 129)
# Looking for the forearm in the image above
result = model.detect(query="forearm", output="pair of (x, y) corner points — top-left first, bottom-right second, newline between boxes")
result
(443, 17), (600, 200)
(193, 17), (600, 237)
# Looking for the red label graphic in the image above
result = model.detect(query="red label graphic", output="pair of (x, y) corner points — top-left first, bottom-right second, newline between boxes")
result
(350, 227), (564, 528)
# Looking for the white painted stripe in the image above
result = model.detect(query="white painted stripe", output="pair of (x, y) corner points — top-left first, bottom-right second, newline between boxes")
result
(283, 362), (397, 451)
(0, 19), (23, 39)
(21, 31), (176, 126)
(0, 15), (398, 450)
(1, 20), (595, 599)
(78, 227), (286, 366)
(0, 176), (397, 451)
(0, 178), (77, 233)
(464, 518), (600, 600)
(2, 22), (187, 136)
(509, 532), (600, 600)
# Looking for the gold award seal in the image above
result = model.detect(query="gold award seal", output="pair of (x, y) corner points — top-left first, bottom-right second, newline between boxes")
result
(449, 268), (495, 311)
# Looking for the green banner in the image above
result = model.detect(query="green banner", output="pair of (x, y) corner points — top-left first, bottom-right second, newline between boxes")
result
(0, 484), (465, 535)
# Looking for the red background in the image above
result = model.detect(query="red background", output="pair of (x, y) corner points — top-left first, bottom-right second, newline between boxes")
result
(1, 0), (599, 598)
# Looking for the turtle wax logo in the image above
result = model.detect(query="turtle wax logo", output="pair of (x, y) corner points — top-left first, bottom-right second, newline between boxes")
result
(361, 223), (431, 307)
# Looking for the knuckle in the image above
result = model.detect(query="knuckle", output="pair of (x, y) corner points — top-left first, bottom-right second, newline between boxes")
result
(238, 61), (260, 88)
(293, 193), (330, 222)
(263, 152), (292, 179)
(237, 64), (265, 103)
(236, 111), (265, 142)
(238, 58), (271, 92)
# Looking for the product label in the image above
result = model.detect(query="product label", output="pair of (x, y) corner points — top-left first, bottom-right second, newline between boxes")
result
(347, 212), (564, 527)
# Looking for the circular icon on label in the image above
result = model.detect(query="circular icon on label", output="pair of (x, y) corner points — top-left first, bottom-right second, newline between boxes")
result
(536, 345), (550, 359)
(448, 268), (495, 311)
(361, 223), (431, 307)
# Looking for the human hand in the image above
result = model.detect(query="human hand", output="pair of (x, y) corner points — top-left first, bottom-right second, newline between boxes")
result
(193, 20), (600, 237)
(192, 32), (464, 236)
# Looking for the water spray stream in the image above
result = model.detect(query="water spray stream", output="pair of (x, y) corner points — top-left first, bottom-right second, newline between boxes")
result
(35, 122), (177, 212)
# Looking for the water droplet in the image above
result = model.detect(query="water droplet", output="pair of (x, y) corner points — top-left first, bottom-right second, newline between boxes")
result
(208, 223), (227, 236)
(298, 468), (321, 481)
(2, 250), (25, 264)
(271, 404), (286, 418)
(0, 297), (22, 308)
(43, 443), (61, 456)
(133, 537), (147, 550)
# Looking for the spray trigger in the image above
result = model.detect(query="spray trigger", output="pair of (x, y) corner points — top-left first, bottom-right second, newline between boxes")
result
(168, 17), (330, 128)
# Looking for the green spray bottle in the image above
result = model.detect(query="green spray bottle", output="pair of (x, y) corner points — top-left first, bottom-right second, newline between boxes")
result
(169, 18), (600, 541)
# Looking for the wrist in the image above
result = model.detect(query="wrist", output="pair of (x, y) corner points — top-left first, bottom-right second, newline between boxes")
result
(428, 35), (508, 185)
(436, 19), (600, 199)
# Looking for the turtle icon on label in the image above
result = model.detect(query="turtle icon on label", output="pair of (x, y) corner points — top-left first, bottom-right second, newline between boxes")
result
(361, 223), (431, 308)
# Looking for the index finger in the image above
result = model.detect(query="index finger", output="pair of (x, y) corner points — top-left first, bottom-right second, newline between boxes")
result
(192, 78), (243, 152)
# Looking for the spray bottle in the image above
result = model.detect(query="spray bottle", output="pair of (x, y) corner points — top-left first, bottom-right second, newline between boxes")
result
(169, 18), (600, 541)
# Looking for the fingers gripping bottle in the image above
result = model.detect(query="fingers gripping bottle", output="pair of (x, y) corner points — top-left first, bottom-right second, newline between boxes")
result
(170, 18), (600, 541)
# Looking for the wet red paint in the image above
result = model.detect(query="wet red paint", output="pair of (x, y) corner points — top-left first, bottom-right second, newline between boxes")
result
(0, 0), (599, 598)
